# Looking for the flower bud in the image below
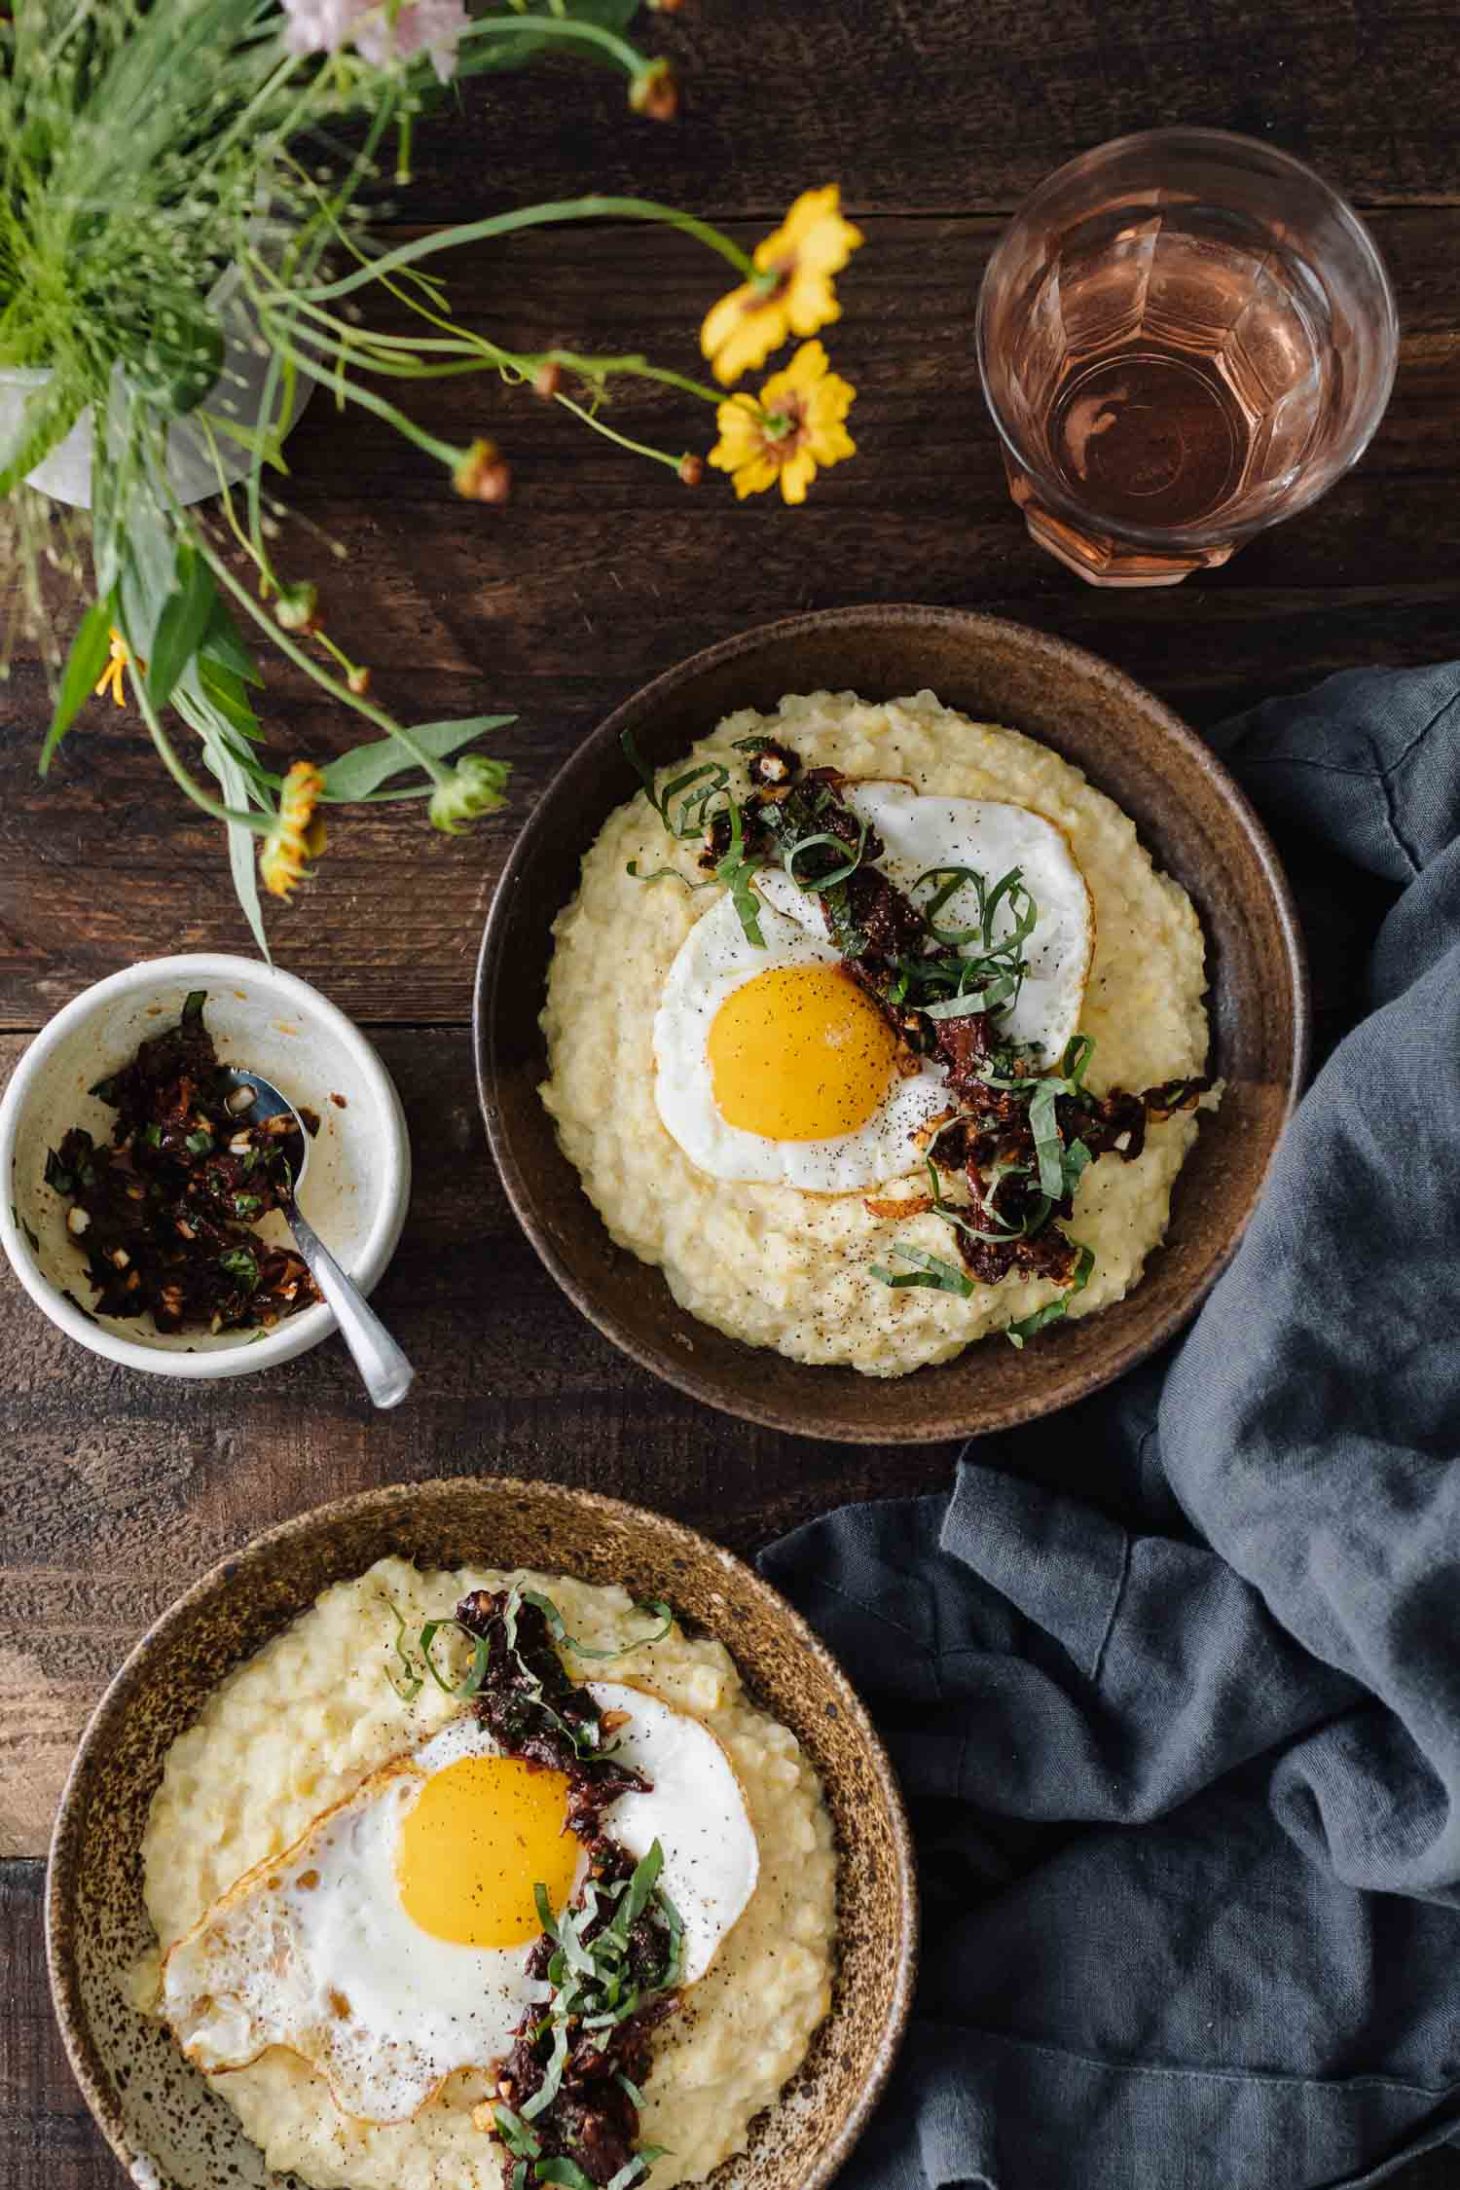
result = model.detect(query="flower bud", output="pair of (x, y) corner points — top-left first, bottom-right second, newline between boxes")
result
(346, 664), (372, 697)
(429, 753), (511, 835)
(533, 360), (563, 400)
(629, 58), (678, 120)
(453, 437), (512, 504)
(678, 452), (705, 487)
(275, 582), (320, 634)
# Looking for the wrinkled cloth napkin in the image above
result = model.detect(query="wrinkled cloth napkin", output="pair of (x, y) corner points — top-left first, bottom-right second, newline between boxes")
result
(762, 663), (1460, 2190)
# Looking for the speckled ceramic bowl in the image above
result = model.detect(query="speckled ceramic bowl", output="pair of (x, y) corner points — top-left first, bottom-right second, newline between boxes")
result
(477, 605), (1308, 1442)
(0, 953), (410, 1377)
(47, 1477), (917, 2190)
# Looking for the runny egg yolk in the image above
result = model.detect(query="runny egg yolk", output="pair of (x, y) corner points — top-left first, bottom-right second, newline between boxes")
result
(396, 1755), (577, 1948)
(707, 962), (898, 1141)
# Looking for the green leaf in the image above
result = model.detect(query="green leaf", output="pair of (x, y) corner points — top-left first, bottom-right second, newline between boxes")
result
(870, 1244), (975, 1297)
(534, 2160), (597, 2190)
(187, 691), (271, 960)
(518, 1587), (672, 1661)
(417, 1618), (492, 1697)
(148, 542), (218, 709)
(116, 494), (184, 660)
(196, 657), (263, 746)
(41, 600), (115, 775)
(492, 2106), (541, 2162)
(321, 717), (516, 804)
(1028, 1079), (1066, 1201)
(199, 598), (263, 687)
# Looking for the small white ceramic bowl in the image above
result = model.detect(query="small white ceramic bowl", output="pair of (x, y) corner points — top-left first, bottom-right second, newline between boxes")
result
(0, 954), (410, 1378)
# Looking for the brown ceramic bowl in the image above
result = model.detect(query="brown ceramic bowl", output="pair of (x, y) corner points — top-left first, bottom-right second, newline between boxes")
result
(476, 605), (1307, 1443)
(47, 1476), (916, 2190)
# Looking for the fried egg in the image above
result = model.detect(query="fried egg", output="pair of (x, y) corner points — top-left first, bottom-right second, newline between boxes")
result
(161, 1694), (758, 2123)
(588, 1679), (759, 1984)
(653, 785), (1092, 1191)
(839, 783), (1092, 1061)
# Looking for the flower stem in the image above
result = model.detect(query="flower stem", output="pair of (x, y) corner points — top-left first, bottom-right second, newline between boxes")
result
(550, 391), (685, 472)
(456, 14), (648, 79)
(297, 195), (757, 307)
(200, 545), (452, 786)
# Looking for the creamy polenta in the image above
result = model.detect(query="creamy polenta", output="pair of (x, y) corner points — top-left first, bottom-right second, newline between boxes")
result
(135, 1559), (836, 2190)
(540, 688), (1210, 1375)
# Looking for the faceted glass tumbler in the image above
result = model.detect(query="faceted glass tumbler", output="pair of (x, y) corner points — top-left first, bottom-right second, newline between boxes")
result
(976, 129), (1399, 586)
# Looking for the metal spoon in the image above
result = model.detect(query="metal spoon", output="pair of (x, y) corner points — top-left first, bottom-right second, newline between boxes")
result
(218, 1066), (414, 1411)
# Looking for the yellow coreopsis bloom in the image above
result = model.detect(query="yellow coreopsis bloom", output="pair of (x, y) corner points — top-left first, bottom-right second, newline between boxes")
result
(93, 627), (141, 706)
(260, 760), (327, 899)
(700, 185), (863, 387)
(708, 341), (856, 505)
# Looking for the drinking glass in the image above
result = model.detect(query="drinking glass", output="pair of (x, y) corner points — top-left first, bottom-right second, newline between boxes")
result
(976, 129), (1398, 585)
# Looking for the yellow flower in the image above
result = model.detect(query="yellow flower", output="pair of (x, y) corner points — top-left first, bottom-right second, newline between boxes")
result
(700, 185), (863, 387)
(260, 760), (327, 900)
(708, 341), (856, 505)
(453, 437), (511, 504)
(93, 627), (141, 707)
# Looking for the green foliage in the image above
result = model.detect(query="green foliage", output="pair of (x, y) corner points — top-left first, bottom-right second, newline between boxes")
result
(0, 0), (757, 936)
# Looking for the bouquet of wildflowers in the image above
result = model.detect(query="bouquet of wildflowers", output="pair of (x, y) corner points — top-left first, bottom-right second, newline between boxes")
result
(0, 0), (863, 945)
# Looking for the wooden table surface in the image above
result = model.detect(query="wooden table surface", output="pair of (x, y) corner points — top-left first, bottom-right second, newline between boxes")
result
(4, 5), (1460, 2183)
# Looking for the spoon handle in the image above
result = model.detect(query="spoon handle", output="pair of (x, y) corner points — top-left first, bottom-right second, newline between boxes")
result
(287, 1201), (415, 1410)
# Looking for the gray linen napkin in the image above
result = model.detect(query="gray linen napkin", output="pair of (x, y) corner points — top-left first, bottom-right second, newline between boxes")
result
(761, 663), (1460, 2190)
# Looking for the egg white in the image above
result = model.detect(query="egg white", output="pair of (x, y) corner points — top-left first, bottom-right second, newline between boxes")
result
(160, 1717), (554, 2123)
(653, 867), (949, 1193)
(589, 1680), (759, 1985)
(161, 1692), (762, 2126)
(839, 781), (1092, 1062)
(653, 786), (1093, 1192)
(840, 782), (1092, 1063)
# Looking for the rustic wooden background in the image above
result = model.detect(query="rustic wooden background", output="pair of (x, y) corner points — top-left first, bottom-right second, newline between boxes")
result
(4, 2), (1460, 2182)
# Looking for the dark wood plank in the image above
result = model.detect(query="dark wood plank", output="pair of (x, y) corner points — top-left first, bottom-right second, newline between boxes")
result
(3, 210), (1458, 1030)
(397, 0), (1460, 220)
(0, 1027), (959, 1858)
(0, 1864), (102, 2188)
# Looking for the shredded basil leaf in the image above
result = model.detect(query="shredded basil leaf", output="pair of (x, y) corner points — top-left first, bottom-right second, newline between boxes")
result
(625, 860), (713, 890)
(520, 2018), (571, 2122)
(493, 2107), (542, 2161)
(781, 817), (869, 891)
(534, 2158), (597, 2190)
(418, 1617), (491, 1698)
(1062, 1033), (1095, 1087)
(921, 969), (1020, 1020)
(521, 1588), (674, 1662)
(1006, 1243), (1095, 1348)
(714, 797), (766, 947)
(1028, 1079), (1065, 1201)
(383, 1600), (424, 1703)
(218, 1246), (258, 1292)
(870, 1243), (975, 1297)
(1061, 1137), (1093, 1200)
